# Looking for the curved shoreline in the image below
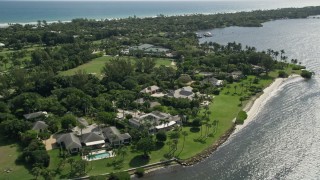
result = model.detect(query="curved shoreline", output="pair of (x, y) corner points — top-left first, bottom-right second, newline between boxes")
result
(234, 74), (300, 133)
(142, 75), (301, 175)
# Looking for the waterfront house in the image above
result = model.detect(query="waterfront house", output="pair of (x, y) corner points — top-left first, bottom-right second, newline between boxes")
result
(80, 132), (105, 148)
(57, 133), (82, 153)
(102, 126), (131, 146)
(129, 111), (181, 132)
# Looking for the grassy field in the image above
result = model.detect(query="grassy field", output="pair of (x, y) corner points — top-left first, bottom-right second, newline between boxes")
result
(0, 137), (33, 180)
(59, 56), (113, 77)
(59, 56), (175, 77)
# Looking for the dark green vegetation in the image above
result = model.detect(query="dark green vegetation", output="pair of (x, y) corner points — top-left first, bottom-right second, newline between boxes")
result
(0, 6), (314, 179)
(235, 111), (248, 124)
(301, 70), (313, 79)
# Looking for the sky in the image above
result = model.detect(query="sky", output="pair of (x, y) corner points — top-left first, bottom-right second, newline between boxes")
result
(0, 0), (264, 1)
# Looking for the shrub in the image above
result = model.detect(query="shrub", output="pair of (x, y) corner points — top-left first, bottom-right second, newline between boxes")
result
(301, 70), (312, 79)
(169, 131), (180, 139)
(134, 168), (145, 178)
(156, 131), (167, 142)
(192, 118), (201, 127)
(278, 70), (288, 78)
(178, 74), (192, 84)
(125, 114), (133, 119)
(89, 175), (107, 180)
(109, 172), (130, 180)
(292, 65), (306, 70)
(235, 111), (248, 124)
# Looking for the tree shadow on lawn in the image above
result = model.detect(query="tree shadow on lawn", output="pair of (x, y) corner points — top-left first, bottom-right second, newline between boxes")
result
(189, 127), (200, 133)
(193, 138), (207, 144)
(154, 142), (164, 151)
(129, 155), (150, 168)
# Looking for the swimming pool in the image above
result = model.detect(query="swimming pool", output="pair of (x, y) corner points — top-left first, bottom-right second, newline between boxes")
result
(87, 152), (110, 160)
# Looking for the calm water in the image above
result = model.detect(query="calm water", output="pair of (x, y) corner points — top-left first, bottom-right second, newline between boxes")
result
(0, 0), (320, 25)
(143, 18), (320, 179)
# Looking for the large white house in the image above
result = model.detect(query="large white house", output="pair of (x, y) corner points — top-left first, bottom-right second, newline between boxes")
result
(129, 111), (181, 132)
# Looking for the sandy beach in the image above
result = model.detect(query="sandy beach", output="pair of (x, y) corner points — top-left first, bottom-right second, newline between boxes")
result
(234, 74), (300, 133)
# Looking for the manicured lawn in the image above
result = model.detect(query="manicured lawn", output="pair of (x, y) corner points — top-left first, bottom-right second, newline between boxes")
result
(59, 56), (113, 77)
(59, 56), (175, 77)
(0, 137), (33, 180)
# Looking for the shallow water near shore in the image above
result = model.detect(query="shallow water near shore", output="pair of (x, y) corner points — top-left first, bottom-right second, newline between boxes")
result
(143, 18), (320, 179)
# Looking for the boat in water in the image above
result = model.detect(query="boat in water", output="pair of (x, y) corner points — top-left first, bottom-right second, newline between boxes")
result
(203, 32), (213, 37)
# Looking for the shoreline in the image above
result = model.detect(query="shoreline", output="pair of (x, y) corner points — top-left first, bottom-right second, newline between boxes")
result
(142, 74), (301, 175)
(234, 74), (300, 133)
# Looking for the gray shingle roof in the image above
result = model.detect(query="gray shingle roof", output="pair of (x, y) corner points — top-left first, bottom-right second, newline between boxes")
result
(201, 77), (218, 85)
(32, 121), (48, 131)
(102, 126), (131, 142)
(23, 111), (48, 120)
(81, 132), (105, 143)
(57, 133), (81, 150)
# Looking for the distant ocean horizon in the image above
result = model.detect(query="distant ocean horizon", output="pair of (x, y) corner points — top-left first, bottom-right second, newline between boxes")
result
(0, 0), (320, 27)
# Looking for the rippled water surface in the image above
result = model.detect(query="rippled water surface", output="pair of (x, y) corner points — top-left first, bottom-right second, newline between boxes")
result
(143, 18), (320, 180)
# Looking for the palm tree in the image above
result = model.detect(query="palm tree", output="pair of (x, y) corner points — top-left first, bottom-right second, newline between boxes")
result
(119, 146), (128, 160)
(41, 168), (54, 180)
(178, 131), (188, 156)
(226, 85), (231, 94)
(199, 121), (204, 138)
(78, 123), (86, 138)
(234, 85), (238, 94)
(240, 83), (244, 95)
(67, 158), (75, 173)
(205, 123), (212, 138)
(206, 111), (211, 118)
(2, 57), (9, 69)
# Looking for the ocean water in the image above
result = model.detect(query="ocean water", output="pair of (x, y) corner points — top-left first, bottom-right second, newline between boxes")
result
(0, 0), (320, 25)
(142, 18), (320, 179)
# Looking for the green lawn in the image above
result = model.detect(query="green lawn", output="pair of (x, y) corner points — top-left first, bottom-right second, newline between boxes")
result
(59, 56), (113, 77)
(0, 137), (33, 180)
(59, 56), (175, 77)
